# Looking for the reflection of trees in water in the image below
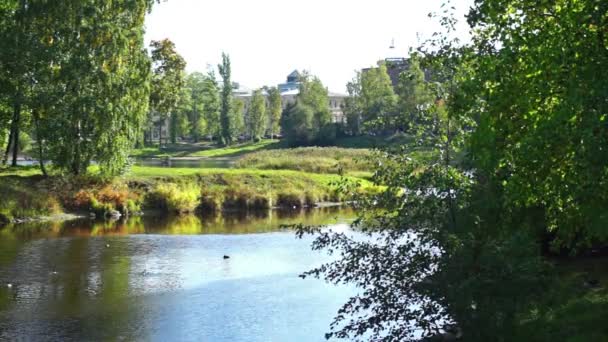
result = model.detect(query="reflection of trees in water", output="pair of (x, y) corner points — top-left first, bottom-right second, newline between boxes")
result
(0, 206), (355, 239)
(128, 206), (354, 235)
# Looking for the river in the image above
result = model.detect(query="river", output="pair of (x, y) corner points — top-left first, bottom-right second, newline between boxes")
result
(0, 208), (356, 341)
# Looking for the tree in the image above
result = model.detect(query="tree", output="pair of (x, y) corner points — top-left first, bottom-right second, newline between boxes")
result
(266, 87), (282, 139)
(395, 54), (434, 133)
(0, 1), (157, 175)
(247, 89), (266, 141)
(172, 84), (193, 142)
(298, 73), (332, 134)
(298, 57), (547, 340)
(344, 72), (363, 135)
(461, 0), (608, 250)
(295, 0), (608, 339)
(58, 1), (155, 175)
(218, 52), (234, 145)
(0, 0), (35, 167)
(359, 61), (397, 133)
(280, 73), (335, 146)
(201, 71), (220, 140)
(0, 102), (9, 158)
(149, 39), (186, 147)
(280, 102), (314, 146)
(232, 97), (245, 139)
(184, 72), (208, 142)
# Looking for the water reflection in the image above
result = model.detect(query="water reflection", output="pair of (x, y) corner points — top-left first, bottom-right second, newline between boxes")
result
(1, 206), (354, 239)
(0, 207), (356, 341)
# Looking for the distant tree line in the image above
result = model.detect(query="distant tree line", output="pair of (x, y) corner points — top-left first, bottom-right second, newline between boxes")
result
(146, 49), (284, 147)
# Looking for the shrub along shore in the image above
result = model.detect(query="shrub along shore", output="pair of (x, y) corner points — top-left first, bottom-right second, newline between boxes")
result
(0, 166), (373, 224)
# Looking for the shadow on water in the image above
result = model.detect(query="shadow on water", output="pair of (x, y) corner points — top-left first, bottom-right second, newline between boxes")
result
(0, 206), (356, 341)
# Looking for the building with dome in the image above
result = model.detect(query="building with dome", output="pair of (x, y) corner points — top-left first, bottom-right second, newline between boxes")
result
(233, 70), (347, 124)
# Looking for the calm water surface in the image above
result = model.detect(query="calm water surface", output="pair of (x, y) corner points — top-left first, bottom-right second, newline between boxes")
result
(0, 208), (356, 341)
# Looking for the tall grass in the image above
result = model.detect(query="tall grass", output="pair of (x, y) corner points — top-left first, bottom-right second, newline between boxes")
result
(235, 147), (373, 174)
(0, 177), (62, 221)
(148, 183), (200, 214)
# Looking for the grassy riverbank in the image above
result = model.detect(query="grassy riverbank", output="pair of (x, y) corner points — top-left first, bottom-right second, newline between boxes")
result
(2, 139), (385, 224)
(0, 165), (373, 223)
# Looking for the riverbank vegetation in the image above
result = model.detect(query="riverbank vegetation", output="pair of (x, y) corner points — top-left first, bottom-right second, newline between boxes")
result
(0, 166), (371, 222)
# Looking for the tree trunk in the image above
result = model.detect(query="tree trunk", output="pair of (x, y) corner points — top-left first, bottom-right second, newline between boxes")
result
(11, 101), (21, 167)
(2, 122), (14, 166)
(158, 119), (163, 148)
(170, 114), (177, 144)
(72, 119), (81, 175)
(32, 109), (47, 176)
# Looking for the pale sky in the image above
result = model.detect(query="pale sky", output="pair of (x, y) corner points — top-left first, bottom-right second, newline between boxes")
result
(144, 0), (473, 93)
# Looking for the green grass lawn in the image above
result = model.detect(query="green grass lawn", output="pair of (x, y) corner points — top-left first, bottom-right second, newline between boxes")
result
(0, 166), (44, 177)
(188, 140), (280, 157)
(130, 139), (281, 159)
(125, 165), (371, 187)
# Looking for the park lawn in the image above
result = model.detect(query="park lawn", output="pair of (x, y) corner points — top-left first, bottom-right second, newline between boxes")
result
(125, 165), (373, 189)
(130, 139), (281, 159)
(0, 166), (44, 177)
(129, 142), (212, 158)
(187, 140), (280, 157)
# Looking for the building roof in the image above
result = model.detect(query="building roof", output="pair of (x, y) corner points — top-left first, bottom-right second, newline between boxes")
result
(287, 70), (301, 79)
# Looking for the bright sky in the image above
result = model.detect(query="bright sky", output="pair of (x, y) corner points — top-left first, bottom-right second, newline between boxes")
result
(144, 0), (473, 93)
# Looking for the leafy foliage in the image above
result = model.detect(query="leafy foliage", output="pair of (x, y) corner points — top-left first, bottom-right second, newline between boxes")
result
(247, 89), (267, 141)
(359, 62), (397, 132)
(218, 52), (234, 145)
(280, 73), (334, 146)
(0, 1), (159, 175)
(201, 71), (221, 139)
(266, 86), (282, 138)
(149, 38), (186, 147)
